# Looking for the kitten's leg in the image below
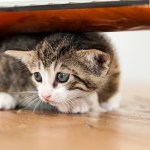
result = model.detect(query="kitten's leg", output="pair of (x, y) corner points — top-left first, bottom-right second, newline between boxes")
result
(57, 99), (90, 114)
(97, 74), (121, 111)
(100, 92), (121, 111)
(98, 61), (121, 111)
(0, 92), (17, 110)
(58, 90), (121, 114)
(70, 99), (90, 114)
(58, 92), (105, 114)
(57, 97), (91, 114)
(70, 92), (106, 113)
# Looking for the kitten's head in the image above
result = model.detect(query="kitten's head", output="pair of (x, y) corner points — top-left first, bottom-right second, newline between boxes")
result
(5, 40), (110, 107)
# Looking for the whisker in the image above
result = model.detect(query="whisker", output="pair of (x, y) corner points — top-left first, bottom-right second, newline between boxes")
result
(19, 95), (39, 110)
(24, 98), (38, 108)
(12, 91), (38, 94)
(66, 100), (74, 111)
(33, 98), (41, 113)
(61, 100), (71, 113)
(39, 101), (44, 112)
(21, 94), (39, 107)
(23, 94), (38, 102)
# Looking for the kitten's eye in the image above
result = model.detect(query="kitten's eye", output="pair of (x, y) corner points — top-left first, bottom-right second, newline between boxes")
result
(56, 72), (70, 83)
(33, 72), (42, 82)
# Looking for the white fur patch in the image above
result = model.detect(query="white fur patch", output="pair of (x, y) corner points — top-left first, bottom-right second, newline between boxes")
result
(71, 100), (90, 113)
(0, 92), (17, 110)
(57, 104), (70, 113)
(101, 92), (121, 111)
(86, 92), (107, 113)
(57, 99), (90, 114)
(58, 92), (100, 114)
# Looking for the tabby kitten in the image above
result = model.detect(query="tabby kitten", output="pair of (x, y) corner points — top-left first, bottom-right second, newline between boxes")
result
(0, 33), (120, 113)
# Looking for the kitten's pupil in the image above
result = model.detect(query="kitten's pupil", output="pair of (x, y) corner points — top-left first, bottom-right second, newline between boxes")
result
(33, 72), (42, 82)
(57, 72), (70, 83)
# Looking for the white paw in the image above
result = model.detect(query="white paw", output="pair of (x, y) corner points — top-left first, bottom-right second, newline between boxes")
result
(58, 99), (90, 114)
(0, 92), (17, 110)
(57, 104), (70, 113)
(58, 92), (99, 114)
(101, 92), (121, 111)
(71, 101), (90, 113)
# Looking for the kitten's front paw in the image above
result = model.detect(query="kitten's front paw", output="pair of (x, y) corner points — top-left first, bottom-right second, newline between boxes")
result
(71, 100), (90, 113)
(0, 92), (17, 110)
(58, 99), (90, 114)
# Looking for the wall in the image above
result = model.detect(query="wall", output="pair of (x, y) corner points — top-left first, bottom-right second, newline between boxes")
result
(106, 31), (150, 84)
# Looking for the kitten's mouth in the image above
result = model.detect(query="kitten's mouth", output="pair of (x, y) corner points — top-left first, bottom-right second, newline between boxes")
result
(41, 98), (59, 106)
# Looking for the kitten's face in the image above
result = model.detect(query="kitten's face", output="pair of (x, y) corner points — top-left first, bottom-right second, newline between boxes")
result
(29, 48), (110, 107)
(5, 46), (110, 107)
(31, 61), (90, 106)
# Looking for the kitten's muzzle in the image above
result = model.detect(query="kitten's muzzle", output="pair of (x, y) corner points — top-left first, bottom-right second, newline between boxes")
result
(42, 95), (52, 103)
(41, 94), (58, 106)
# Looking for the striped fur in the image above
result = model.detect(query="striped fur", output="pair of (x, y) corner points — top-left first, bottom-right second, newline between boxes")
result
(1, 33), (120, 113)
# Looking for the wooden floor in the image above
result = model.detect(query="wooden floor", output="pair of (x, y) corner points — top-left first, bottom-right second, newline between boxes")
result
(0, 82), (150, 150)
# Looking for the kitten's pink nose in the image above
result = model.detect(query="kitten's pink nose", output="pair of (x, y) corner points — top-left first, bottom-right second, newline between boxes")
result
(42, 95), (52, 102)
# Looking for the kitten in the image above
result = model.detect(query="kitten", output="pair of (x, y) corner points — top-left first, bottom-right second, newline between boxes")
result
(0, 33), (120, 113)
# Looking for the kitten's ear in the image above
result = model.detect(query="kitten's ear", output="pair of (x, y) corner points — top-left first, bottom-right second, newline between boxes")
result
(4, 50), (36, 68)
(76, 49), (111, 76)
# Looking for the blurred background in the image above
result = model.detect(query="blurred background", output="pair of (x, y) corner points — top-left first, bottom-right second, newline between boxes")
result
(106, 31), (150, 85)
